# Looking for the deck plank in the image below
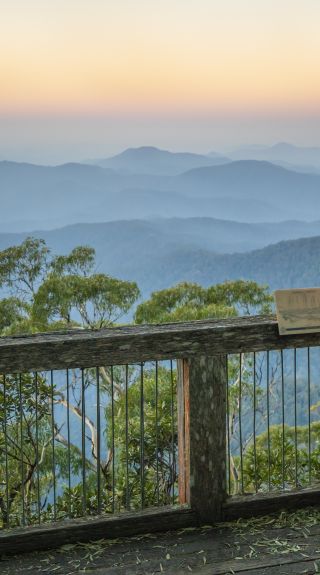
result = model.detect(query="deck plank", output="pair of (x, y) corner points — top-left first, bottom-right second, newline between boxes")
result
(2, 509), (320, 574)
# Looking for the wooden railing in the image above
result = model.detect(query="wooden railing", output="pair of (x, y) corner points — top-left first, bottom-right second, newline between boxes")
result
(1, 315), (320, 553)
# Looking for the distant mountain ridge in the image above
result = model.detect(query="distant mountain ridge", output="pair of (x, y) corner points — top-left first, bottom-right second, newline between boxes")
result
(2, 157), (320, 230)
(85, 145), (229, 175)
(150, 235), (320, 293)
(1, 219), (320, 295)
(227, 142), (320, 171)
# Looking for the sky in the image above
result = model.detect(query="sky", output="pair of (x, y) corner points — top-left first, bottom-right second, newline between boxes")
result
(1, 0), (320, 163)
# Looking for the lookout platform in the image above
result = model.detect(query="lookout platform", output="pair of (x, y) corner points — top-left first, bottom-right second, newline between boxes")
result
(2, 507), (320, 574)
(2, 318), (320, 574)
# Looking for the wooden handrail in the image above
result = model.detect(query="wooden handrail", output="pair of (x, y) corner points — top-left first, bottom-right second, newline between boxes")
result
(1, 315), (320, 373)
(1, 314), (320, 541)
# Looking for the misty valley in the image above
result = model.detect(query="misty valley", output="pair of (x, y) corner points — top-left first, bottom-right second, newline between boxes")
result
(2, 144), (320, 538)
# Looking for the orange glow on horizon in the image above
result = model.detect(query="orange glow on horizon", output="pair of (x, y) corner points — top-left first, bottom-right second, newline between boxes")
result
(1, 0), (320, 118)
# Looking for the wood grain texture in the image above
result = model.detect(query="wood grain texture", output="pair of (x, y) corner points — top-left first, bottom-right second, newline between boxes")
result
(0, 506), (197, 556)
(1, 315), (320, 373)
(4, 514), (320, 574)
(174, 553), (320, 575)
(223, 486), (320, 520)
(5, 514), (320, 573)
(187, 355), (227, 522)
(177, 360), (190, 505)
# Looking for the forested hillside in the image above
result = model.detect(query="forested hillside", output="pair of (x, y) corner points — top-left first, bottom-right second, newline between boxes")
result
(0, 222), (319, 296)
(1, 236), (318, 528)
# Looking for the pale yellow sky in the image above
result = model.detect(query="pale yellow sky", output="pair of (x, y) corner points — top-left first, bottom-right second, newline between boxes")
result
(1, 0), (320, 115)
(1, 0), (320, 162)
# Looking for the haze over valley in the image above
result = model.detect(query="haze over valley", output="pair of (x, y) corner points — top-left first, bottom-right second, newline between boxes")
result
(2, 145), (320, 232)
(3, 0), (320, 550)
(2, 143), (320, 296)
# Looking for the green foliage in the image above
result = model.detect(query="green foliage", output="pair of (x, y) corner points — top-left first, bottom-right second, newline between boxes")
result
(37, 365), (177, 521)
(51, 246), (96, 277)
(0, 237), (140, 334)
(134, 280), (272, 324)
(33, 273), (140, 329)
(0, 298), (28, 333)
(0, 237), (141, 527)
(207, 280), (273, 316)
(0, 237), (50, 298)
(108, 365), (177, 510)
(0, 373), (56, 526)
(1, 236), (292, 531)
(240, 422), (320, 493)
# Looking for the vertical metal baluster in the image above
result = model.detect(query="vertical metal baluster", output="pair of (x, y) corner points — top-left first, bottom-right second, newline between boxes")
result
(3, 375), (10, 527)
(226, 356), (231, 495)
(19, 374), (25, 526)
(167, 365), (172, 503)
(66, 369), (72, 517)
(253, 353), (257, 493)
(281, 351), (285, 491)
(81, 368), (86, 516)
(155, 361), (160, 506)
(294, 349), (298, 488)
(267, 351), (271, 491)
(170, 360), (175, 505)
(140, 363), (145, 509)
(239, 354), (244, 494)
(125, 365), (130, 510)
(96, 368), (101, 514)
(35, 372), (41, 524)
(308, 347), (311, 484)
(111, 366), (115, 513)
(50, 371), (56, 521)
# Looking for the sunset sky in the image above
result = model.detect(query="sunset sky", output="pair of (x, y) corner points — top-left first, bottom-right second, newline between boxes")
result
(1, 0), (320, 163)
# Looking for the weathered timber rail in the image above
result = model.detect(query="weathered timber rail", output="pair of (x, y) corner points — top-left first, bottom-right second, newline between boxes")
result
(1, 315), (320, 555)
(0, 506), (197, 555)
(2, 314), (320, 373)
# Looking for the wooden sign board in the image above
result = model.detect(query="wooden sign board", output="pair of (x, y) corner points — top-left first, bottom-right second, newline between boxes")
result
(274, 288), (320, 335)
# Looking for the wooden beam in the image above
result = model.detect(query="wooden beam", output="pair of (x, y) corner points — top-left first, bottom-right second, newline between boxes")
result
(1, 315), (320, 373)
(2, 490), (320, 557)
(183, 355), (227, 522)
(223, 487), (320, 520)
(0, 506), (197, 556)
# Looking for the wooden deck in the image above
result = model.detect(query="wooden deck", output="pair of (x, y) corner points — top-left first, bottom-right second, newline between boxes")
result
(2, 507), (320, 574)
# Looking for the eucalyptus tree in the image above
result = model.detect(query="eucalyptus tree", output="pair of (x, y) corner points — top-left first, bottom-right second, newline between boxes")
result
(135, 282), (320, 494)
(0, 237), (140, 526)
(1, 239), (316, 524)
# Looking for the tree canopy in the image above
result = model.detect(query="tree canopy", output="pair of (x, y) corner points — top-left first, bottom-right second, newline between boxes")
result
(0, 237), (140, 335)
(134, 279), (273, 324)
(5, 237), (314, 532)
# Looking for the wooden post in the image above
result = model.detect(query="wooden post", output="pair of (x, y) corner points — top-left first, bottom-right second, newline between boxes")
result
(177, 359), (190, 505)
(177, 355), (227, 522)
